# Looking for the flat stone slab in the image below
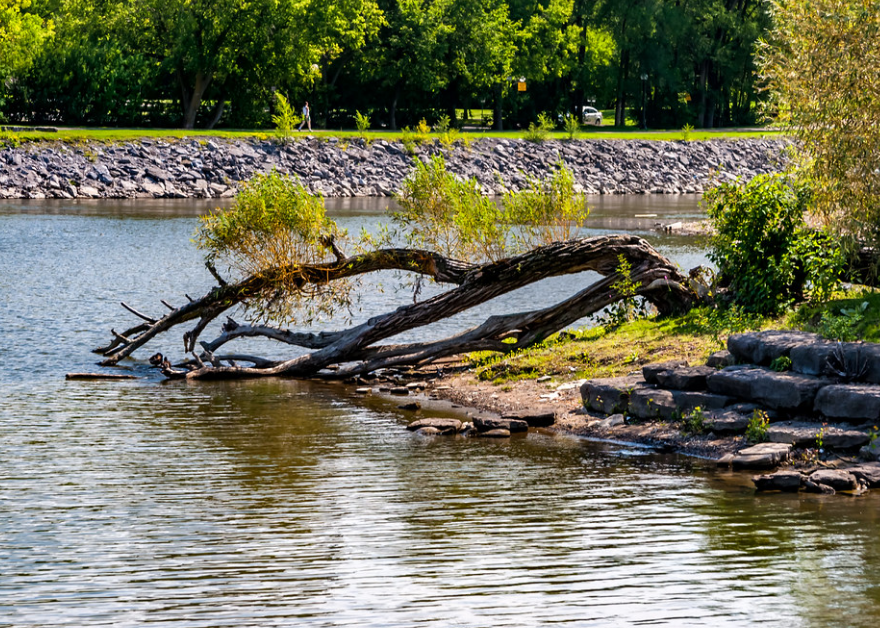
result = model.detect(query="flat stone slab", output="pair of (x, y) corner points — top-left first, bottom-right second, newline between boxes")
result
(707, 367), (829, 411)
(706, 410), (750, 435)
(728, 330), (820, 365)
(655, 365), (716, 391)
(407, 418), (462, 434)
(753, 470), (803, 492)
(815, 384), (880, 422)
(642, 360), (688, 385)
(673, 390), (733, 411)
(597, 414), (626, 429)
(580, 376), (644, 415)
(841, 343), (880, 384)
(767, 421), (870, 450)
(501, 410), (556, 427)
(731, 442), (791, 470)
(473, 417), (528, 433)
(789, 340), (838, 376)
(628, 388), (676, 420)
(849, 463), (880, 487)
(809, 469), (859, 492)
(860, 440), (880, 461)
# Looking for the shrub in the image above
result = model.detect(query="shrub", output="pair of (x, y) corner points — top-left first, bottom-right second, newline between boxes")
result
(817, 301), (868, 341)
(354, 110), (370, 139)
(682, 406), (708, 435)
(706, 173), (845, 315)
(524, 113), (555, 143)
(561, 113), (579, 140)
(769, 355), (792, 372)
(272, 93), (298, 144)
(746, 409), (769, 443)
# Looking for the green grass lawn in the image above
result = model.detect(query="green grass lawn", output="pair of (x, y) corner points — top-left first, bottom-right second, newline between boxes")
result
(2, 124), (785, 144)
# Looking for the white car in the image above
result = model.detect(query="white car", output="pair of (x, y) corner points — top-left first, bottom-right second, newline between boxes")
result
(582, 107), (603, 126)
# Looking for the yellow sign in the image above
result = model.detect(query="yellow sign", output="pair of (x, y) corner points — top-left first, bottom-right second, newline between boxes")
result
(517, 81), (527, 92)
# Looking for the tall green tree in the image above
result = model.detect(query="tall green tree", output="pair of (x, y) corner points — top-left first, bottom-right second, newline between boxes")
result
(0, 0), (53, 112)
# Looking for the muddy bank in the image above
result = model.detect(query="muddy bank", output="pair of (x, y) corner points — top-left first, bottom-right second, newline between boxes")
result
(1, 136), (787, 200)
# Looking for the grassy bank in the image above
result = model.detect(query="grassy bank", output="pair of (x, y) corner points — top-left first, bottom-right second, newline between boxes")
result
(1, 125), (785, 144)
(469, 289), (880, 385)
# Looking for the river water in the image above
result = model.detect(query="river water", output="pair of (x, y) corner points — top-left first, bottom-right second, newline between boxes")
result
(1, 197), (879, 627)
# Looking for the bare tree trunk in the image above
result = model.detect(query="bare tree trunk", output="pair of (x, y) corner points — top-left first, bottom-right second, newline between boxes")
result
(95, 236), (700, 380)
(180, 71), (214, 130)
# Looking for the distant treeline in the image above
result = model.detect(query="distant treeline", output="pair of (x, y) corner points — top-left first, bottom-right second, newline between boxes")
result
(4, 0), (768, 130)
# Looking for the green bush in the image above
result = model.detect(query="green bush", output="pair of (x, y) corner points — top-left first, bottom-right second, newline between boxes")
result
(272, 93), (298, 143)
(706, 173), (845, 315)
(354, 110), (370, 139)
(746, 409), (769, 443)
(682, 406), (708, 435)
(524, 113), (555, 143)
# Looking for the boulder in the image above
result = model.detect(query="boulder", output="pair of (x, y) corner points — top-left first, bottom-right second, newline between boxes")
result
(728, 330), (820, 365)
(414, 427), (442, 436)
(473, 416), (528, 433)
(707, 367), (829, 411)
(814, 384), (880, 422)
(804, 479), (836, 494)
(849, 463), (880, 487)
(753, 470), (803, 492)
(706, 350), (735, 368)
(859, 439), (880, 461)
(501, 410), (556, 427)
(789, 340), (838, 376)
(407, 418), (462, 434)
(731, 442), (791, 469)
(642, 360), (688, 385)
(706, 410), (750, 435)
(767, 421), (870, 450)
(655, 365), (715, 391)
(808, 469), (859, 492)
(628, 388), (677, 420)
(580, 376), (644, 415)
(844, 343), (880, 384)
(672, 390), (733, 412)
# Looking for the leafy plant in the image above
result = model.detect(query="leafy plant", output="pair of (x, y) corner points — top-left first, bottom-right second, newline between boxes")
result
(272, 93), (299, 144)
(415, 118), (432, 137)
(400, 127), (417, 155)
(561, 113), (580, 140)
(680, 123), (694, 141)
(353, 110), (370, 140)
(769, 355), (792, 371)
(817, 301), (868, 341)
(597, 254), (649, 330)
(524, 113), (555, 143)
(815, 426), (826, 452)
(746, 409), (769, 443)
(706, 173), (845, 315)
(682, 406), (708, 435)
(434, 114), (451, 133)
(195, 171), (347, 324)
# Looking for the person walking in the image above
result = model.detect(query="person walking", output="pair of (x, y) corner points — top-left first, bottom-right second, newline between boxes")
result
(297, 101), (311, 132)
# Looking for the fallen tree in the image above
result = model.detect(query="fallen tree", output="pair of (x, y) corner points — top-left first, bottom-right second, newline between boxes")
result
(95, 162), (703, 380)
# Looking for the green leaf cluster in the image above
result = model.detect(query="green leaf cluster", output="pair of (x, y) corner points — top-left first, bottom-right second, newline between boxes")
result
(706, 173), (845, 315)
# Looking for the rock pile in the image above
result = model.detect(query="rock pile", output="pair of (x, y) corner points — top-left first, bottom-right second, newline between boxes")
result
(0, 136), (787, 200)
(580, 330), (880, 494)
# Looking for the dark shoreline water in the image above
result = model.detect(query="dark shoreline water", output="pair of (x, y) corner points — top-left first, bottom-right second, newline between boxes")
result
(2, 197), (879, 627)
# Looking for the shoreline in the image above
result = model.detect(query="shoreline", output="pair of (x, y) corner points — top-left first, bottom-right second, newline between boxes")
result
(1, 136), (787, 200)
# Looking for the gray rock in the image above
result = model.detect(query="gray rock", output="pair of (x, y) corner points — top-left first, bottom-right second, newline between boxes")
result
(672, 390), (733, 412)
(655, 365), (715, 391)
(767, 421), (869, 450)
(809, 469), (859, 492)
(789, 340), (838, 376)
(728, 330), (820, 365)
(473, 416), (528, 433)
(731, 442), (792, 469)
(501, 410), (556, 427)
(706, 410), (750, 435)
(598, 413), (626, 429)
(628, 388), (677, 420)
(642, 360), (688, 384)
(804, 479), (836, 494)
(753, 470), (803, 492)
(707, 367), (829, 411)
(849, 463), (880, 487)
(407, 418), (462, 433)
(844, 343), (880, 384)
(706, 350), (735, 368)
(859, 439), (880, 461)
(389, 387), (410, 395)
(580, 375), (644, 415)
(414, 427), (441, 436)
(814, 384), (880, 422)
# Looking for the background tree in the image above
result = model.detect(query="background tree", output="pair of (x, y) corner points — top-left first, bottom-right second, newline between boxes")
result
(0, 0), (53, 115)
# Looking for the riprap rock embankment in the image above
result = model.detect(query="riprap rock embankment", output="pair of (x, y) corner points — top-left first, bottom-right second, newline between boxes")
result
(0, 136), (787, 200)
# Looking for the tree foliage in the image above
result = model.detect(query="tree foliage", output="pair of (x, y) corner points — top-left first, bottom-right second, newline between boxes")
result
(759, 0), (880, 245)
(0, 0), (52, 111)
(6, 0), (770, 128)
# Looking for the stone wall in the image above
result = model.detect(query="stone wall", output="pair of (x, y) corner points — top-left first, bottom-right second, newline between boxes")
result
(0, 136), (787, 200)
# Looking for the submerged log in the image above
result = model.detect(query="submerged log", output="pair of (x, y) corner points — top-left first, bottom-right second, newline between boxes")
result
(95, 234), (701, 380)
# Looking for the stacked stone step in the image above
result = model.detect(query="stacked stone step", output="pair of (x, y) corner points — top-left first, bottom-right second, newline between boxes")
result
(579, 330), (880, 466)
